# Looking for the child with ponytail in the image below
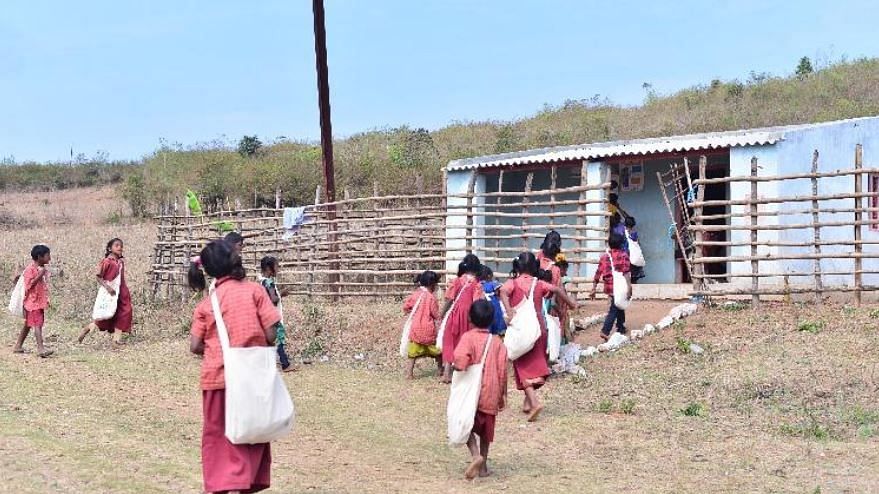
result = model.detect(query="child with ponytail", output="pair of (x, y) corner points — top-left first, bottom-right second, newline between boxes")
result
(402, 270), (442, 379)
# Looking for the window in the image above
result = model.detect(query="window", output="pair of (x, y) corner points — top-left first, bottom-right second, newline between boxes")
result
(871, 174), (879, 231)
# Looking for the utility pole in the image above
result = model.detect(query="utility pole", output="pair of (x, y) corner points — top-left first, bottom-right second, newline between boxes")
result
(313, 0), (335, 205)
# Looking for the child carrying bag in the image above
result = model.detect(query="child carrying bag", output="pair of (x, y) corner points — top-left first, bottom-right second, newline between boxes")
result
(608, 249), (631, 311)
(209, 282), (295, 445)
(399, 292), (424, 358)
(7, 272), (25, 318)
(447, 335), (492, 446)
(626, 229), (646, 267)
(503, 278), (541, 361)
(91, 272), (121, 321)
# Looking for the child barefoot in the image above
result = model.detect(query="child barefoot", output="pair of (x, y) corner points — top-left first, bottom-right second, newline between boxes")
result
(403, 271), (442, 379)
(259, 256), (294, 372)
(79, 238), (133, 347)
(440, 254), (484, 383)
(453, 300), (507, 480)
(13, 245), (53, 358)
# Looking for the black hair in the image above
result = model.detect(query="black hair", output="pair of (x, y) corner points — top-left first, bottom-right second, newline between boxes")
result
(457, 253), (482, 277)
(610, 180), (619, 190)
(609, 192), (619, 205)
(540, 230), (562, 260)
(479, 265), (494, 282)
(609, 212), (622, 228)
(608, 232), (626, 250)
(224, 232), (244, 246)
(624, 216), (636, 228)
(415, 270), (439, 288)
(104, 238), (123, 258)
(469, 299), (495, 329)
(260, 256), (279, 273)
(188, 240), (246, 292)
(538, 270), (553, 283)
(510, 251), (540, 278)
(31, 244), (50, 260)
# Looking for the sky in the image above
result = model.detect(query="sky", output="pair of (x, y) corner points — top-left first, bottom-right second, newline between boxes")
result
(3, 0), (879, 163)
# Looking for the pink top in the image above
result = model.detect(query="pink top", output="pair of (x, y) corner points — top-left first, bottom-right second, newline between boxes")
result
(23, 262), (49, 311)
(500, 275), (554, 329)
(453, 329), (508, 415)
(445, 274), (484, 304)
(403, 287), (441, 346)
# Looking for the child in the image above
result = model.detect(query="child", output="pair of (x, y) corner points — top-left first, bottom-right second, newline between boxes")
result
(189, 240), (278, 494)
(452, 299), (508, 480)
(625, 216), (646, 283)
(589, 233), (633, 341)
(224, 232), (244, 256)
(259, 256), (294, 372)
(440, 254), (484, 383)
(554, 256), (574, 342)
(609, 212), (628, 252)
(403, 270), (442, 379)
(608, 191), (630, 219)
(479, 266), (506, 336)
(13, 245), (53, 358)
(499, 252), (577, 422)
(79, 238), (133, 347)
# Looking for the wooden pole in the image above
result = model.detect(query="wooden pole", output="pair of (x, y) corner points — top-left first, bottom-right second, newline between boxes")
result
(658, 170), (693, 280)
(691, 156), (706, 292)
(810, 150), (823, 304)
(494, 170), (505, 268)
(576, 161), (588, 278)
(549, 165), (557, 230)
(750, 157), (760, 307)
(855, 144), (864, 306)
(522, 172), (534, 250)
(312, 0), (335, 205)
(465, 172), (477, 254)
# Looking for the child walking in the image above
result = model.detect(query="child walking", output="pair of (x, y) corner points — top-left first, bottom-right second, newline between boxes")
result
(452, 300), (507, 480)
(625, 216), (646, 283)
(188, 240), (279, 494)
(402, 270), (442, 379)
(79, 238), (133, 347)
(589, 233), (633, 340)
(478, 266), (506, 336)
(13, 245), (53, 358)
(259, 256), (294, 372)
(499, 252), (577, 422)
(440, 254), (484, 383)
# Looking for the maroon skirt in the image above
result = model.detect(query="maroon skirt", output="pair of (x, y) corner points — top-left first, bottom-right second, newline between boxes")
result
(202, 389), (271, 494)
(472, 411), (496, 443)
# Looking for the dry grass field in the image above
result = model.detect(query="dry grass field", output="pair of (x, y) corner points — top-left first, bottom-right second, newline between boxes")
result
(2, 187), (879, 493)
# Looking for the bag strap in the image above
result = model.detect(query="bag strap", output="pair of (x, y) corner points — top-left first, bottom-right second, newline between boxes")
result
(448, 277), (470, 311)
(208, 281), (231, 354)
(526, 277), (537, 300)
(478, 333), (492, 366)
(606, 249), (618, 274)
(407, 292), (425, 325)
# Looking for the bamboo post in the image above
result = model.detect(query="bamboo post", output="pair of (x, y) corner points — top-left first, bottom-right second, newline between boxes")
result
(750, 157), (760, 307)
(549, 165), (557, 230)
(494, 170), (505, 268)
(465, 172), (477, 253)
(810, 150), (823, 304)
(855, 144), (864, 306)
(576, 161), (588, 278)
(658, 168), (694, 281)
(521, 172), (534, 250)
(691, 156), (707, 292)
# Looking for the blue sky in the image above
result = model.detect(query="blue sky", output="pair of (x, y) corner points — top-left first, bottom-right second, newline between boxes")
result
(3, 0), (879, 162)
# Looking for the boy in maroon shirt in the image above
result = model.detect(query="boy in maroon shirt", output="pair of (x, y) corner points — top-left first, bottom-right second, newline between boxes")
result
(589, 233), (632, 340)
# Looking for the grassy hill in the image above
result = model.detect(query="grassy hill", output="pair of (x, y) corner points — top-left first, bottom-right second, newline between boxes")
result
(5, 57), (879, 213)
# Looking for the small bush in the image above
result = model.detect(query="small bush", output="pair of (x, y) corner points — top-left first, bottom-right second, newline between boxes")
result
(779, 422), (829, 440)
(675, 337), (692, 354)
(597, 400), (614, 414)
(797, 320), (825, 333)
(680, 402), (707, 417)
(620, 399), (636, 415)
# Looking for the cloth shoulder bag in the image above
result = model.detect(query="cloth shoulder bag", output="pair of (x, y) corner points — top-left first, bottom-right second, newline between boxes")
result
(210, 282), (295, 444)
(626, 229), (646, 267)
(7, 271), (25, 318)
(446, 335), (492, 446)
(400, 292), (424, 358)
(437, 279), (469, 352)
(608, 250), (631, 310)
(503, 278), (541, 360)
(91, 270), (122, 321)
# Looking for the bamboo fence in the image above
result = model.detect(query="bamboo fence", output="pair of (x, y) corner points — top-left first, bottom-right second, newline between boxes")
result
(686, 144), (879, 304)
(149, 170), (612, 300)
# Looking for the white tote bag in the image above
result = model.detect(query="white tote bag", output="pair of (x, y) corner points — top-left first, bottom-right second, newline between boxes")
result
(626, 229), (646, 267)
(210, 283), (295, 445)
(400, 292), (424, 358)
(437, 280), (470, 352)
(503, 278), (541, 361)
(546, 314), (562, 362)
(7, 272), (25, 318)
(608, 250), (631, 311)
(91, 273), (121, 321)
(447, 335), (492, 446)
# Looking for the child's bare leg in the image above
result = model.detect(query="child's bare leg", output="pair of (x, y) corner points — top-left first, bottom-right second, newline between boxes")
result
(464, 433), (484, 480)
(434, 356), (443, 376)
(78, 322), (96, 344)
(34, 326), (52, 357)
(13, 325), (29, 352)
(441, 363), (452, 383)
(466, 432), (480, 458)
(112, 330), (124, 348)
(405, 358), (416, 379)
(479, 439), (491, 477)
(524, 386), (544, 421)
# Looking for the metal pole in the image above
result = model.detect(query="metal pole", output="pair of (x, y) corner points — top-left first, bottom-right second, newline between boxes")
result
(313, 0), (336, 205)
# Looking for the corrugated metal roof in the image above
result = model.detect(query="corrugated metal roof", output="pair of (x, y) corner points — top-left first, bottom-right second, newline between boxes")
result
(445, 116), (878, 171)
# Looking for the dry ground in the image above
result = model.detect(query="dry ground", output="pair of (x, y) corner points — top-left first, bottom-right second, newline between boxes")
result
(1, 188), (878, 493)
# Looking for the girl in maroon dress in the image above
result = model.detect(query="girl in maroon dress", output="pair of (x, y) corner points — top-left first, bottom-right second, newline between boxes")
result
(500, 252), (577, 422)
(439, 254), (484, 383)
(78, 238), (133, 347)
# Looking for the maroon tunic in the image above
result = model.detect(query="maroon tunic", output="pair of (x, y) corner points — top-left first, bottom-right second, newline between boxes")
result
(501, 275), (553, 390)
(95, 257), (133, 333)
(441, 275), (484, 364)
